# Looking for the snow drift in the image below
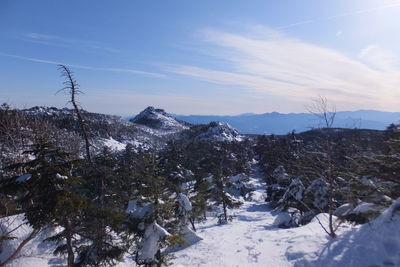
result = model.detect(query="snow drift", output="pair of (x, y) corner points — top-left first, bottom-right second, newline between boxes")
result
(293, 198), (400, 267)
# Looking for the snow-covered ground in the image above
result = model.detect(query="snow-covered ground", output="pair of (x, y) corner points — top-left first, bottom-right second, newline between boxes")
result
(171, 166), (400, 267)
(171, 167), (337, 267)
(2, 164), (399, 267)
(172, 179), (291, 266)
(0, 215), (66, 267)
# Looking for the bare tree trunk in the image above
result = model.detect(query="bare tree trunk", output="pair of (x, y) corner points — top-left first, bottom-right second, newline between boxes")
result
(57, 65), (92, 164)
(222, 197), (228, 223)
(327, 182), (336, 238)
(65, 220), (75, 267)
(326, 132), (337, 238)
(71, 92), (92, 165)
(307, 95), (337, 238)
(189, 217), (196, 232)
(0, 229), (39, 267)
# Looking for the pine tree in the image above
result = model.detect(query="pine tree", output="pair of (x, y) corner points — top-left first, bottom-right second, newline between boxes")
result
(210, 170), (242, 224)
(73, 148), (128, 267)
(1, 140), (84, 266)
(124, 151), (178, 266)
(189, 179), (211, 227)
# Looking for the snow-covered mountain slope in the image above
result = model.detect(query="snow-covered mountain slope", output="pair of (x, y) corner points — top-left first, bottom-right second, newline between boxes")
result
(22, 106), (183, 150)
(25, 106), (130, 126)
(24, 106), (73, 117)
(17, 106), (247, 154)
(130, 106), (190, 134)
(20, 107), (250, 155)
(196, 122), (243, 142)
(179, 121), (244, 142)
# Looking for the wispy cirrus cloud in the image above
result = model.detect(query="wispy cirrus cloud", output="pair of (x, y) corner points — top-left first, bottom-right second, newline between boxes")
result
(0, 53), (167, 78)
(165, 26), (400, 111)
(358, 45), (399, 72)
(21, 32), (120, 54)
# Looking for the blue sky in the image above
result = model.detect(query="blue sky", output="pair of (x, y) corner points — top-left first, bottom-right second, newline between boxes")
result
(1, 0), (400, 115)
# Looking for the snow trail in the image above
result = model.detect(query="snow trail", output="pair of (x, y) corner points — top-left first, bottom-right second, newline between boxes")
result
(173, 163), (295, 267)
(173, 163), (400, 267)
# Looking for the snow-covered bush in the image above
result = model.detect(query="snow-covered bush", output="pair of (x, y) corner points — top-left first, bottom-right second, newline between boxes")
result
(273, 207), (302, 228)
(127, 200), (175, 266)
(226, 173), (253, 199)
(334, 203), (354, 217)
(304, 178), (328, 211)
(275, 179), (305, 211)
(272, 165), (291, 186)
(266, 183), (286, 204)
(266, 166), (291, 204)
(344, 201), (386, 224)
(176, 193), (192, 226)
(136, 222), (171, 266)
(267, 172), (337, 227)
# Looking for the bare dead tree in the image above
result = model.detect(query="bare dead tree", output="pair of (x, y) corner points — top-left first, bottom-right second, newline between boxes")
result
(306, 95), (336, 129)
(306, 95), (337, 238)
(57, 65), (92, 164)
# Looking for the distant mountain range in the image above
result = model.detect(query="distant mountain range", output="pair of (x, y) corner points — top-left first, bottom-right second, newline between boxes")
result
(174, 110), (400, 135)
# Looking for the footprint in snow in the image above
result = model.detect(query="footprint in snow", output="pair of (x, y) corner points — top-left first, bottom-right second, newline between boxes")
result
(245, 245), (261, 263)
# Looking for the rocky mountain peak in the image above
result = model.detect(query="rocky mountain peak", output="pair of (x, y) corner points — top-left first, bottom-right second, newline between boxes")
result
(130, 106), (190, 133)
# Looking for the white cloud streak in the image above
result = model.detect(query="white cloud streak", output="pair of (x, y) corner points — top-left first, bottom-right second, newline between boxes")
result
(22, 33), (121, 54)
(325, 2), (400, 20)
(0, 53), (167, 78)
(278, 2), (400, 29)
(278, 3), (400, 30)
(358, 45), (399, 72)
(165, 27), (400, 111)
